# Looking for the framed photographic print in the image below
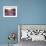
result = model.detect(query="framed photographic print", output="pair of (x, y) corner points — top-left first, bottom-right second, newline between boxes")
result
(3, 6), (17, 17)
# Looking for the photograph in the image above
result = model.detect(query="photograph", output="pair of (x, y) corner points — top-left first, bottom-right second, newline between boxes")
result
(3, 6), (17, 17)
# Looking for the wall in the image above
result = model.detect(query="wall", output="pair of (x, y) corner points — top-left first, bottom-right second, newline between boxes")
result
(0, 0), (18, 44)
(0, 0), (46, 44)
